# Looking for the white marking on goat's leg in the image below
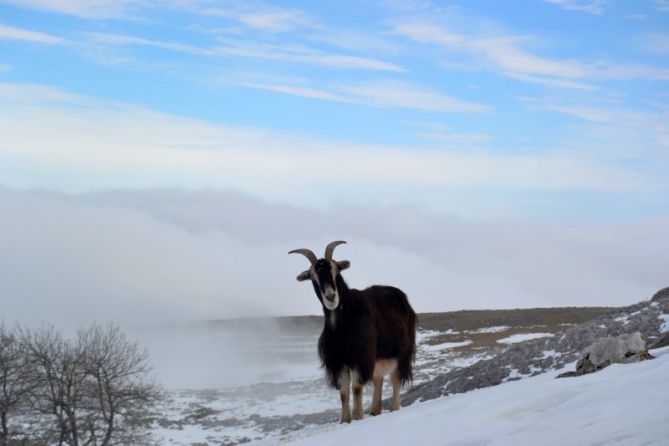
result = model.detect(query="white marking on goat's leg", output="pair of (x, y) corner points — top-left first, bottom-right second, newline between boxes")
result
(338, 368), (351, 423)
(370, 358), (397, 415)
(371, 376), (383, 416)
(390, 369), (401, 411)
(351, 370), (364, 420)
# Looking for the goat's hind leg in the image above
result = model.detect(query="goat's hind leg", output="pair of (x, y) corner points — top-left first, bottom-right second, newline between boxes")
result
(390, 369), (401, 411)
(338, 368), (352, 423)
(371, 376), (383, 416)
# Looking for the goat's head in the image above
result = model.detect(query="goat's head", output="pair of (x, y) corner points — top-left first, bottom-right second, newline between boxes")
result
(289, 241), (350, 310)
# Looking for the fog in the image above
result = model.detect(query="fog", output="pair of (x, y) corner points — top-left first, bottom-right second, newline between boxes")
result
(3, 186), (668, 389)
(129, 319), (322, 389)
(2, 186), (667, 329)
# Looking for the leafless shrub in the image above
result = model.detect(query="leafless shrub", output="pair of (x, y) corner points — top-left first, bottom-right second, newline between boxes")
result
(0, 323), (160, 445)
(0, 324), (32, 445)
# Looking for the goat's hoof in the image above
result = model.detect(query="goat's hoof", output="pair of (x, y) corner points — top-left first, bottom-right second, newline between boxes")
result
(340, 418), (351, 424)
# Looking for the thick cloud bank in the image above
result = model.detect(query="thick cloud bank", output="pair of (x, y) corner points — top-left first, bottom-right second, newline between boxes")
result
(1, 187), (667, 326)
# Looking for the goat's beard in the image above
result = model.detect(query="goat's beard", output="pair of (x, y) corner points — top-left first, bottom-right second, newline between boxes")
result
(322, 294), (339, 311)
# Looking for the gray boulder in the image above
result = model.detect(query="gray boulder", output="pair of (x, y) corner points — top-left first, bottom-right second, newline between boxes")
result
(558, 332), (653, 378)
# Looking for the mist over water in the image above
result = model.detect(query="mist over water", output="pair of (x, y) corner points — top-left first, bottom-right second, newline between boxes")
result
(130, 319), (323, 390)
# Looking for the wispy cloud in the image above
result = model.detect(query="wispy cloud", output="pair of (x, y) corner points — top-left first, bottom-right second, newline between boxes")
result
(339, 80), (490, 112)
(0, 64), (10, 73)
(242, 82), (353, 103)
(244, 80), (490, 113)
(655, 0), (669, 12)
(240, 10), (311, 31)
(393, 19), (669, 86)
(0, 23), (64, 44)
(87, 32), (211, 55)
(521, 96), (669, 160)
(85, 32), (406, 72)
(0, 0), (143, 19)
(543, 0), (609, 15)
(406, 122), (493, 146)
(642, 33), (669, 55)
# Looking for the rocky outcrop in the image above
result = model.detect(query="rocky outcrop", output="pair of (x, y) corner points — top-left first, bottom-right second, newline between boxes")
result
(651, 287), (669, 302)
(402, 289), (669, 405)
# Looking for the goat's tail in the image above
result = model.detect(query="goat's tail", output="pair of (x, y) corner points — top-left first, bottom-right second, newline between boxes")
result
(397, 303), (417, 386)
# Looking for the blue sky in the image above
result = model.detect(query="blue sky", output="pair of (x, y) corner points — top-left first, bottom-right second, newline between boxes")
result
(1, 0), (668, 221)
(1, 1), (669, 321)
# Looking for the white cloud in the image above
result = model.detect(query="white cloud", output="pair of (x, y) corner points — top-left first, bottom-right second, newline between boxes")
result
(0, 0), (143, 19)
(0, 64), (10, 73)
(85, 32), (406, 72)
(393, 19), (669, 86)
(339, 80), (490, 112)
(237, 9), (314, 32)
(406, 122), (493, 145)
(0, 81), (662, 204)
(244, 80), (490, 113)
(242, 83), (354, 103)
(543, 0), (609, 15)
(0, 23), (64, 44)
(643, 33), (669, 55)
(520, 97), (669, 161)
(655, 0), (669, 12)
(2, 187), (667, 327)
(86, 32), (212, 56)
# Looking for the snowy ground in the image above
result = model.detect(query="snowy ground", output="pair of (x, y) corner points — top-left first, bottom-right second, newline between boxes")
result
(256, 346), (669, 446)
(149, 325), (494, 445)
(147, 303), (669, 445)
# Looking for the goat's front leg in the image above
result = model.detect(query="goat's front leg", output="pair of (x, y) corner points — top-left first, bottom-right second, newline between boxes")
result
(338, 368), (351, 423)
(351, 370), (364, 420)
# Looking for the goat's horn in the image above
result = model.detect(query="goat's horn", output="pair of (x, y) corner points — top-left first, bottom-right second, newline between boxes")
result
(289, 248), (317, 265)
(324, 241), (346, 261)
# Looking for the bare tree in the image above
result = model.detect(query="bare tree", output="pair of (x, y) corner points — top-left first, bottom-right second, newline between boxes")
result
(18, 324), (160, 445)
(0, 324), (31, 445)
(77, 324), (160, 445)
(22, 325), (88, 446)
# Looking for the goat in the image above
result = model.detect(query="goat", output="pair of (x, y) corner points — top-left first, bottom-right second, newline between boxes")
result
(289, 241), (416, 423)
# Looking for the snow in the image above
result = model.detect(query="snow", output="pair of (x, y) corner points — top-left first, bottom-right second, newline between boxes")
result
(471, 325), (509, 334)
(416, 329), (457, 342)
(259, 346), (669, 446)
(497, 332), (553, 344)
(614, 315), (629, 324)
(421, 340), (472, 351)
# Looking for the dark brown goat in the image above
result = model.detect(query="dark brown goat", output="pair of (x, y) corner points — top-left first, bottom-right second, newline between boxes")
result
(289, 241), (416, 422)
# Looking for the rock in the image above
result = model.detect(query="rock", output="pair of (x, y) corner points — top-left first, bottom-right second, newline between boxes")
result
(557, 332), (653, 378)
(651, 287), (669, 302)
(584, 332), (647, 365)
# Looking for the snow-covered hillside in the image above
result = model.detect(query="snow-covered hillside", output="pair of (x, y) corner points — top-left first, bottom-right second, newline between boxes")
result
(259, 346), (669, 446)
(151, 297), (669, 445)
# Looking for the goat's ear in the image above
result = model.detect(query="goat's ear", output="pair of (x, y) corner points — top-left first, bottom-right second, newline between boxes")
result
(336, 260), (350, 271)
(296, 270), (311, 282)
